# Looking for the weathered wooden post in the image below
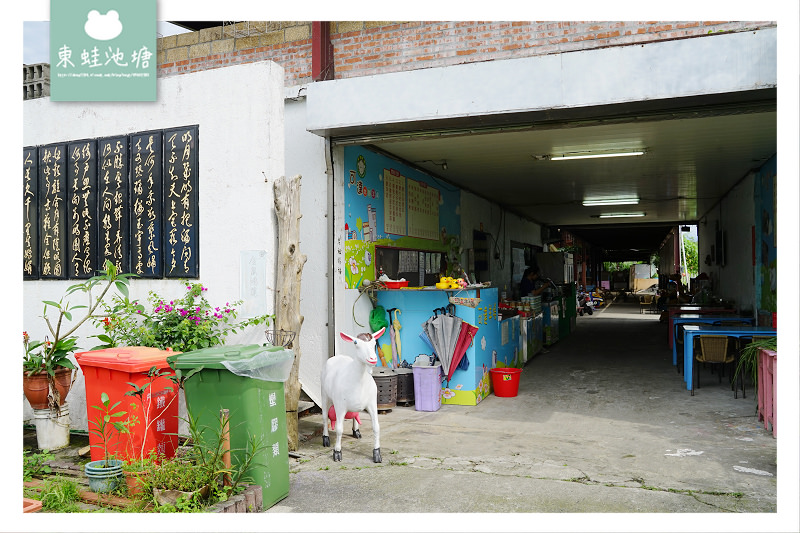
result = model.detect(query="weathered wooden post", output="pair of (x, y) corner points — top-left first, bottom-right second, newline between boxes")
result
(273, 175), (306, 451)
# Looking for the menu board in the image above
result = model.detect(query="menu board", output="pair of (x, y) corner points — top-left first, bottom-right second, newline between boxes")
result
(407, 179), (439, 240)
(383, 169), (406, 236)
(130, 132), (163, 278)
(23, 148), (39, 279)
(67, 140), (98, 278)
(98, 137), (130, 275)
(163, 126), (199, 278)
(38, 143), (67, 279)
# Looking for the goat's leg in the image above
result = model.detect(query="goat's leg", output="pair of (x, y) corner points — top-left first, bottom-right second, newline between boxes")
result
(365, 401), (381, 463)
(352, 413), (362, 439)
(321, 394), (331, 448)
(332, 402), (344, 461)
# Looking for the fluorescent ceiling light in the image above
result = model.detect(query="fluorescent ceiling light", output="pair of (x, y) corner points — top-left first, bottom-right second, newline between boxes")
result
(550, 150), (645, 161)
(598, 212), (646, 218)
(582, 198), (640, 206)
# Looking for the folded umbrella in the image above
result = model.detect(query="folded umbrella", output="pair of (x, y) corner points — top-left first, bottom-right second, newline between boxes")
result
(447, 321), (478, 382)
(419, 331), (438, 357)
(431, 310), (462, 384)
(392, 309), (402, 367)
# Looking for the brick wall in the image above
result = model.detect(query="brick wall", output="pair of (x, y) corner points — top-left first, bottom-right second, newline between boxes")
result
(157, 21), (776, 85)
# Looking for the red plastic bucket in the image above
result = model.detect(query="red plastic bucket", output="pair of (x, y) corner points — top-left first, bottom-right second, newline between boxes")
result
(490, 368), (522, 397)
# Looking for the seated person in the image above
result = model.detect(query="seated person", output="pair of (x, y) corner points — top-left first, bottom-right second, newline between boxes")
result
(519, 266), (548, 297)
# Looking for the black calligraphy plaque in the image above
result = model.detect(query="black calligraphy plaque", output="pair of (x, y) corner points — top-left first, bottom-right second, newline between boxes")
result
(130, 132), (163, 278)
(98, 137), (130, 275)
(38, 144), (67, 279)
(67, 140), (98, 278)
(163, 126), (199, 278)
(23, 148), (39, 279)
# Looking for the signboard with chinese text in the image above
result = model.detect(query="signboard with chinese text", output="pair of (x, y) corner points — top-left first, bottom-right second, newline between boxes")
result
(24, 125), (198, 280)
(50, 0), (156, 101)
(38, 144), (68, 279)
(383, 170), (406, 236)
(23, 149), (39, 279)
(130, 131), (163, 277)
(163, 126), (199, 278)
(98, 136), (130, 275)
(407, 179), (440, 240)
(67, 140), (98, 278)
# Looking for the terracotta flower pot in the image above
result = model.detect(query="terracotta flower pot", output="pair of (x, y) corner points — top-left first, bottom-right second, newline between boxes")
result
(125, 471), (149, 497)
(23, 367), (73, 410)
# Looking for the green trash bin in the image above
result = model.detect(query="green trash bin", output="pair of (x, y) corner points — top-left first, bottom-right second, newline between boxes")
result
(167, 344), (294, 509)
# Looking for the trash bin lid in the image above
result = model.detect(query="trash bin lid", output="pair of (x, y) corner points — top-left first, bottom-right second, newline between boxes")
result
(166, 344), (291, 371)
(75, 346), (178, 372)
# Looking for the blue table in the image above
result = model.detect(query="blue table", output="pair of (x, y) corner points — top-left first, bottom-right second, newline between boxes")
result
(672, 315), (755, 366)
(682, 325), (776, 392)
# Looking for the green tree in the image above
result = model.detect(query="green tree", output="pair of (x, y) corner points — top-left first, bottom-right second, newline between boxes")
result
(603, 261), (636, 272)
(683, 236), (699, 278)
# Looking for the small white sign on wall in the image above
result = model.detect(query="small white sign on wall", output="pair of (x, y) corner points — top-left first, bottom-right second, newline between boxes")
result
(240, 250), (268, 317)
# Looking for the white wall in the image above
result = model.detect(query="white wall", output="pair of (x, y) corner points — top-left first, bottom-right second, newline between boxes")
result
(698, 173), (756, 314)
(23, 62), (285, 430)
(307, 28), (777, 136)
(283, 87), (331, 407)
(459, 190), (542, 293)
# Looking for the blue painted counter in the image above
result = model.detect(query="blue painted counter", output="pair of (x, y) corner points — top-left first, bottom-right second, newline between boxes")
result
(375, 288), (505, 405)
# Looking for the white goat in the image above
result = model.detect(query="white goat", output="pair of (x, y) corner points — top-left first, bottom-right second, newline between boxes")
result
(320, 327), (385, 462)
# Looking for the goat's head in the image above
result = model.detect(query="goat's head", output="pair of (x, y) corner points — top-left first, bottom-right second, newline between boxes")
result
(339, 327), (385, 366)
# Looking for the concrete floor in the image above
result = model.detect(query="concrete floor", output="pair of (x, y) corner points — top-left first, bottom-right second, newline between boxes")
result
(268, 299), (786, 528)
(24, 299), (790, 530)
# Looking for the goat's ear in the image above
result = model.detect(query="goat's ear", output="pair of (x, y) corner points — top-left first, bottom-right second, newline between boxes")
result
(340, 331), (355, 343)
(372, 327), (386, 340)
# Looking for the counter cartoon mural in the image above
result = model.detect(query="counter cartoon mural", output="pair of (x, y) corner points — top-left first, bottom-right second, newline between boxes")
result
(343, 146), (460, 289)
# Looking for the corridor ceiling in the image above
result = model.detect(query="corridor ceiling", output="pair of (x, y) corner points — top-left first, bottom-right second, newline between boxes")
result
(356, 91), (777, 262)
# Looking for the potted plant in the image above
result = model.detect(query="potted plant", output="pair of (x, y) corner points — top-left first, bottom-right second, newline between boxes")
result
(22, 333), (78, 411)
(121, 451), (159, 498)
(118, 366), (198, 497)
(23, 260), (134, 413)
(733, 336), (777, 398)
(84, 391), (130, 493)
(91, 281), (273, 352)
(24, 260), (134, 451)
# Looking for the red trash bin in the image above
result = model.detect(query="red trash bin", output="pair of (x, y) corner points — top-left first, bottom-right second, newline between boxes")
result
(75, 347), (180, 462)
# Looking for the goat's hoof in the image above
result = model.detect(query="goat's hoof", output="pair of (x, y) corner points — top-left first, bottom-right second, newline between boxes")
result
(353, 429), (362, 439)
(333, 450), (342, 461)
(322, 435), (330, 447)
(373, 448), (382, 463)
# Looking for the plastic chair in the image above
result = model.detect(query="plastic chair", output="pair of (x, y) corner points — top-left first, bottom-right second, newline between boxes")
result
(692, 335), (735, 396)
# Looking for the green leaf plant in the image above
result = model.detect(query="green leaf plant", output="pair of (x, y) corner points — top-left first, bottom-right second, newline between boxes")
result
(23, 260), (136, 411)
(92, 281), (274, 352)
(88, 392), (131, 467)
